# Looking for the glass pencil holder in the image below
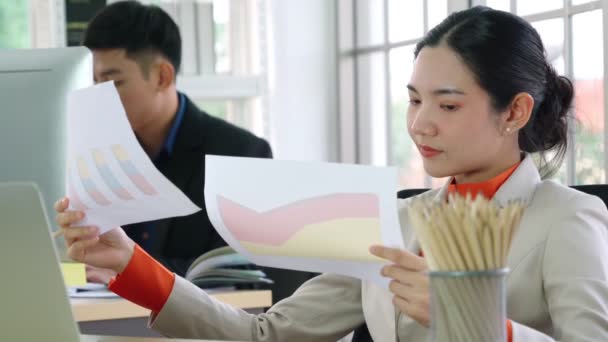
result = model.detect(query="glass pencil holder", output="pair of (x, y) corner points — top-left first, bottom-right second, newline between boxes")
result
(429, 268), (509, 342)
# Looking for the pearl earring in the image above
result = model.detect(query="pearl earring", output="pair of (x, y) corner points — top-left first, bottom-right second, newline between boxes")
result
(506, 127), (512, 133)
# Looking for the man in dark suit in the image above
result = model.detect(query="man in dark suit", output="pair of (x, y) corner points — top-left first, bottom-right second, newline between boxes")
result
(123, 95), (273, 276)
(80, 1), (272, 281)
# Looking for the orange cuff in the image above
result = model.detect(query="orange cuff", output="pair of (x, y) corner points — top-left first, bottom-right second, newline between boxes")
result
(507, 319), (513, 342)
(108, 244), (175, 313)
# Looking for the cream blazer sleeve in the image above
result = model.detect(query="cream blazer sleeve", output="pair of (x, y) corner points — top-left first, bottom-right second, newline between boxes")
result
(149, 273), (365, 341)
(512, 193), (608, 341)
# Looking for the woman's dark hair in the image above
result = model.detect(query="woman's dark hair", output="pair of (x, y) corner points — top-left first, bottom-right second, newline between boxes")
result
(83, 0), (181, 76)
(415, 6), (573, 178)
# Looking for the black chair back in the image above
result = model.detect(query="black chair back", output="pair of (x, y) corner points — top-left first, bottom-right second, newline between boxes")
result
(397, 188), (429, 199)
(571, 185), (608, 207)
(397, 185), (608, 205)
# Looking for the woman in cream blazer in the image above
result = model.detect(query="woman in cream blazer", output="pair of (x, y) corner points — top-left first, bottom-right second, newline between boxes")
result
(148, 154), (608, 341)
(55, 6), (608, 341)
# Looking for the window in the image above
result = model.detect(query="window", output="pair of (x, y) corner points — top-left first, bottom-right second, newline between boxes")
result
(339, 0), (607, 187)
(0, 0), (269, 139)
(516, 0), (563, 16)
(530, 17), (567, 183)
(0, 1), (30, 49)
(481, 0), (606, 185)
(134, 0), (270, 138)
(338, 0), (457, 188)
(389, 45), (425, 187)
(0, 0), (65, 49)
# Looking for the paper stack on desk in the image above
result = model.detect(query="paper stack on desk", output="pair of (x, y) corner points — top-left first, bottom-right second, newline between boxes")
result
(67, 283), (118, 298)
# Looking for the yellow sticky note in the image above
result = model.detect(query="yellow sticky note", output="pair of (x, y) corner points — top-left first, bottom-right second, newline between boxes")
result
(60, 262), (86, 286)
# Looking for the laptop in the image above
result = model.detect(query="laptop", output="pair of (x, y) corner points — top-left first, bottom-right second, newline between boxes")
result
(0, 182), (81, 341)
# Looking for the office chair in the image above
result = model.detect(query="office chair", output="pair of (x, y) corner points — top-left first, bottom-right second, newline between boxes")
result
(260, 267), (318, 304)
(351, 184), (608, 342)
(394, 185), (608, 205)
(571, 184), (608, 207)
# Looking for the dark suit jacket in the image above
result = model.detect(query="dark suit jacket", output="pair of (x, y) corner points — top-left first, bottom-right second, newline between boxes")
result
(124, 96), (272, 276)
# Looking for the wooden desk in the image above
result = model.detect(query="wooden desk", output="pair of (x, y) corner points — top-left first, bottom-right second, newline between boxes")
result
(73, 290), (271, 337)
(81, 335), (242, 342)
(72, 290), (272, 322)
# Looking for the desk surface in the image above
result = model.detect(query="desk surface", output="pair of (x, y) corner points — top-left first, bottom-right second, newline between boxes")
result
(81, 335), (238, 342)
(72, 290), (272, 322)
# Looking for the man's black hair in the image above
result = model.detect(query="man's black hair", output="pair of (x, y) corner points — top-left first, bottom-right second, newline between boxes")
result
(83, 0), (181, 75)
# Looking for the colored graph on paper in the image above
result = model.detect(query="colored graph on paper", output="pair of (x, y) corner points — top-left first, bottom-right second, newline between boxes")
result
(70, 145), (160, 206)
(66, 81), (201, 234)
(216, 193), (384, 262)
(67, 174), (89, 211)
(76, 156), (111, 206)
(111, 144), (158, 196)
(92, 148), (134, 200)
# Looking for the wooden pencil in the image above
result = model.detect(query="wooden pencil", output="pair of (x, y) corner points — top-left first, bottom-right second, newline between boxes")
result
(407, 193), (524, 341)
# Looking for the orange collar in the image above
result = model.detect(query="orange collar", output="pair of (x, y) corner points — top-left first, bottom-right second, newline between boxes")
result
(447, 162), (521, 199)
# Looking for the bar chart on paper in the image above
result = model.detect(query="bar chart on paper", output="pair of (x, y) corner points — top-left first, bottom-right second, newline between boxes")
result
(75, 155), (112, 206)
(67, 174), (89, 211)
(69, 145), (160, 207)
(216, 193), (384, 262)
(65, 81), (200, 233)
(92, 148), (134, 200)
(111, 144), (158, 196)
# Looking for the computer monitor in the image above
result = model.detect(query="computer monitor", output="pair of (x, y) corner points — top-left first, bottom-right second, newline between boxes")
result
(0, 47), (93, 222)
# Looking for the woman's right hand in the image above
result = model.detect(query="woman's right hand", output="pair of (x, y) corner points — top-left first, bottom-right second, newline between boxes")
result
(55, 197), (135, 274)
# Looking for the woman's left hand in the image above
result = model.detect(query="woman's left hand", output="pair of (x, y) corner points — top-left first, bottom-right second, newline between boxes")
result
(370, 245), (431, 327)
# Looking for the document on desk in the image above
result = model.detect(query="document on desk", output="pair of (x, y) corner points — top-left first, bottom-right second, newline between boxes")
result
(65, 81), (200, 233)
(67, 283), (119, 298)
(204, 156), (405, 287)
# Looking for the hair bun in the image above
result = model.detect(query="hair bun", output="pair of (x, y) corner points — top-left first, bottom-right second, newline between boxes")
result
(519, 66), (573, 176)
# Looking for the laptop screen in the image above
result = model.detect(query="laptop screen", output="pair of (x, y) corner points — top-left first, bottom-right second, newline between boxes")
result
(0, 182), (80, 341)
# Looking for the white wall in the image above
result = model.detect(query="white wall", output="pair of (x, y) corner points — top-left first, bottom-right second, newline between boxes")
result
(267, 0), (339, 162)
